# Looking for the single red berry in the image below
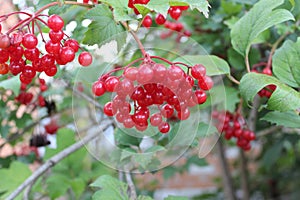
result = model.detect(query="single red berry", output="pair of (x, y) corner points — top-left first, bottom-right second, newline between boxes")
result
(104, 102), (114, 116)
(198, 76), (214, 90)
(92, 81), (106, 96)
(124, 67), (138, 81)
(48, 15), (64, 31)
(104, 76), (119, 92)
(44, 64), (57, 77)
(142, 15), (152, 28)
(24, 48), (40, 61)
(22, 65), (36, 78)
(45, 40), (61, 54)
(0, 48), (9, 63)
(10, 32), (23, 46)
(78, 51), (93, 66)
(137, 64), (153, 84)
(155, 14), (166, 25)
(49, 29), (64, 43)
(60, 46), (75, 63)
(161, 104), (174, 118)
(262, 67), (272, 75)
(191, 64), (206, 79)
(178, 107), (190, 120)
(0, 34), (11, 49)
(169, 7), (182, 20)
(64, 39), (79, 52)
(168, 65), (184, 81)
(194, 90), (207, 104)
(0, 63), (9, 75)
(123, 117), (135, 128)
(45, 119), (59, 135)
(158, 122), (170, 134)
(150, 113), (163, 126)
(20, 73), (32, 84)
(22, 33), (38, 49)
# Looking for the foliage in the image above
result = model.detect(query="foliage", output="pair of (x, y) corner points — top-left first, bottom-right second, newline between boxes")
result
(1, 0), (300, 199)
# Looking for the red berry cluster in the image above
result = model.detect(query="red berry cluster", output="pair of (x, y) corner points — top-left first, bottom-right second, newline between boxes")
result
(45, 118), (59, 135)
(251, 64), (276, 98)
(83, 0), (98, 4)
(128, 0), (188, 27)
(0, 14), (92, 85)
(213, 111), (256, 151)
(15, 78), (47, 106)
(92, 55), (213, 134)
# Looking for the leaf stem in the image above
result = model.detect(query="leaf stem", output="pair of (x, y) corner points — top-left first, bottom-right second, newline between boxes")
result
(266, 32), (289, 69)
(245, 54), (251, 73)
(227, 74), (240, 85)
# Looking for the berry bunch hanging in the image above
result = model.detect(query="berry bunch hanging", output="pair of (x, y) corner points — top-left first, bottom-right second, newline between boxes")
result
(251, 63), (276, 98)
(0, 13), (92, 85)
(92, 54), (213, 134)
(213, 111), (256, 151)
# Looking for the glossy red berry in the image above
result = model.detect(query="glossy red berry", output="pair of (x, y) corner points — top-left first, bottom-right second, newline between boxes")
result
(142, 15), (152, 28)
(48, 15), (64, 31)
(22, 33), (38, 49)
(78, 51), (93, 66)
(191, 64), (206, 79)
(92, 81), (106, 96)
(155, 14), (166, 25)
(105, 76), (119, 92)
(0, 34), (11, 49)
(169, 7), (182, 20)
(104, 102), (114, 116)
(159, 122), (170, 134)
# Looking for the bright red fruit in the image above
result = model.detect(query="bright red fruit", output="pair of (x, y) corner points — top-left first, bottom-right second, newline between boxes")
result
(158, 122), (170, 133)
(105, 76), (119, 92)
(155, 14), (166, 25)
(104, 102), (114, 116)
(78, 51), (93, 66)
(92, 81), (106, 96)
(22, 33), (38, 49)
(142, 15), (152, 28)
(48, 15), (64, 31)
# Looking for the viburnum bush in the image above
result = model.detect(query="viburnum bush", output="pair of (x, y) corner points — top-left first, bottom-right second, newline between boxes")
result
(1, 0), (300, 200)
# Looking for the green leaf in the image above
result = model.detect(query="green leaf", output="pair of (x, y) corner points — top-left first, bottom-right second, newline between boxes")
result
(209, 86), (240, 113)
(0, 76), (20, 94)
(239, 72), (300, 111)
(133, 153), (153, 169)
(261, 111), (300, 128)
(46, 174), (70, 199)
(91, 175), (129, 200)
(231, 0), (294, 57)
(221, 0), (243, 15)
(262, 141), (283, 169)
(145, 145), (166, 153)
(138, 195), (154, 200)
(273, 38), (300, 87)
(99, 0), (134, 21)
(164, 196), (189, 200)
(0, 161), (31, 199)
(174, 55), (230, 75)
(70, 178), (86, 199)
(83, 4), (126, 52)
(170, 0), (211, 18)
(115, 128), (142, 147)
(137, 0), (170, 16)
(196, 122), (218, 138)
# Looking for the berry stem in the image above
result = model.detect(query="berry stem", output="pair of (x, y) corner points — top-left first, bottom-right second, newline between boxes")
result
(121, 21), (147, 57)
(266, 32), (289, 69)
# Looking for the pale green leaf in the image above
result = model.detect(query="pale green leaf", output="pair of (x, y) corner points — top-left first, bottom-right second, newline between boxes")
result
(0, 161), (31, 199)
(174, 55), (230, 76)
(90, 175), (129, 200)
(197, 122), (218, 137)
(99, 0), (134, 21)
(165, 196), (189, 200)
(170, 0), (210, 18)
(138, 195), (154, 200)
(0, 76), (20, 94)
(273, 38), (300, 87)
(137, 0), (170, 16)
(261, 111), (300, 128)
(231, 0), (294, 57)
(239, 72), (300, 111)
(83, 4), (126, 51)
(145, 145), (166, 153)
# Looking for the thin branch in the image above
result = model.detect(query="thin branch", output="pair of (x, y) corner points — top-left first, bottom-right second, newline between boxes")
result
(266, 32), (289, 69)
(23, 182), (34, 200)
(239, 149), (250, 200)
(256, 126), (283, 137)
(125, 172), (137, 200)
(6, 119), (112, 200)
(216, 139), (236, 200)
